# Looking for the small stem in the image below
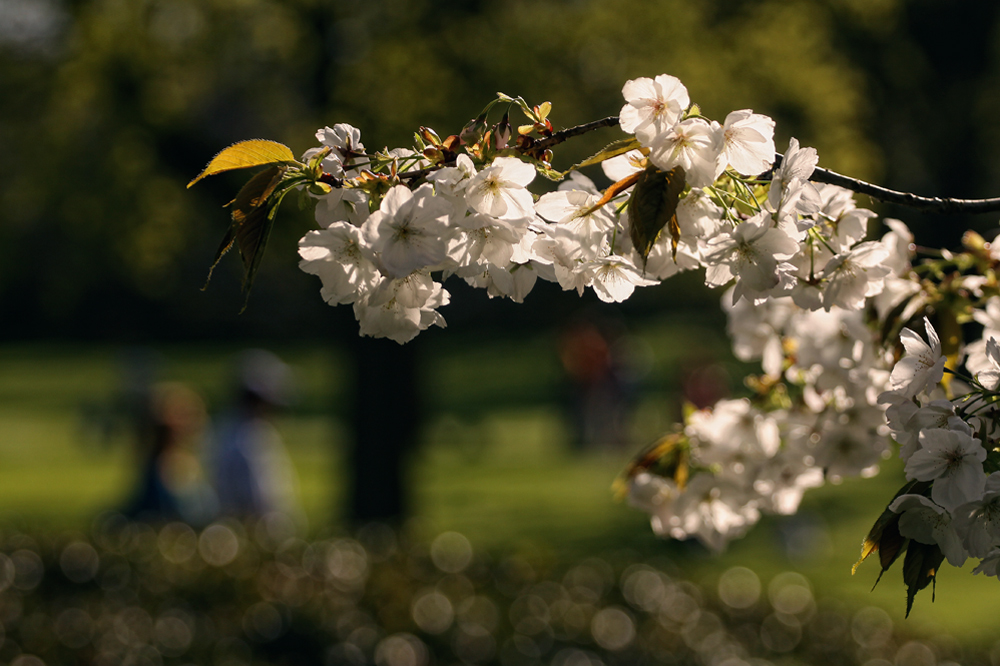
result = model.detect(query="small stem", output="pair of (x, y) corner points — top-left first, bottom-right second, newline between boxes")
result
(943, 366), (980, 388)
(812, 229), (839, 256)
(735, 177), (762, 212)
(808, 239), (816, 281)
(398, 163), (451, 181)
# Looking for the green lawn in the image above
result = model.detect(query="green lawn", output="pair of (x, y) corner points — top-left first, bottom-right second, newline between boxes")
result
(0, 330), (998, 646)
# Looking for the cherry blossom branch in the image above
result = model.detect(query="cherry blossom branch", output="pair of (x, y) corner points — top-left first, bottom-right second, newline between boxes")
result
(329, 112), (1000, 214)
(528, 113), (1000, 214)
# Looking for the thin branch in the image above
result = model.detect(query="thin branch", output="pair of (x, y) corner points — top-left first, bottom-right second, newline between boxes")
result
(771, 154), (1000, 215)
(397, 165), (442, 181)
(532, 116), (621, 151)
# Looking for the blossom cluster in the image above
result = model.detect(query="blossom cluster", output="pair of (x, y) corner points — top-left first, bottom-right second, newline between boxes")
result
(878, 312), (1000, 577)
(298, 124), (636, 344)
(297, 74), (906, 541)
(625, 212), (914, 554)
(280, 71), (1000, 605)
(297, 74), (896, 347)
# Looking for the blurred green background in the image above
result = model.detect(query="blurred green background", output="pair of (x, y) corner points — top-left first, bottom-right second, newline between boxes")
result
(4, 0), (1000, 651)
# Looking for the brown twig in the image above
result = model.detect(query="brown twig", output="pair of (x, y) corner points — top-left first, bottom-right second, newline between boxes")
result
(532, 116), (621, 151)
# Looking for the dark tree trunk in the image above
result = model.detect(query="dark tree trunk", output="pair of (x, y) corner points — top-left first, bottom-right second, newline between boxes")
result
(347, 334), (421, 526)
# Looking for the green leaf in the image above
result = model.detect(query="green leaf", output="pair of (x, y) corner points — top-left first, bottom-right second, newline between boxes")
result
(203, 225), (237, 291)
(852, 479), (929, 576)
(627, 166), (686, 265)
(509, 96), (537, 122)
(230, 165), (285, 221)
(235, 195), (279, 307)
(563, 137), (642, 175)
(902, 541), (945, 617)
(877, 515), (906, 573)
(202, 165), (285, 296)
(188, 139), (296, 188)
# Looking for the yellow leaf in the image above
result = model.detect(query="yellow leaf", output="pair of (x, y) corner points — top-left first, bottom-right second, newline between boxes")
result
(188, 140), (296, 188)
(851, 538), (878, 576)
(579, 171), (641, 218)
(614, 433), (688, 500)
(564, 138), (642, 174)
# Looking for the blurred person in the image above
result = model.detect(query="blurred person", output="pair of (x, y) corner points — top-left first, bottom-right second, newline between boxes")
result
(212, 349), (305, 528)
(680, 358), (732, 410)
(122, 381), (218, 524)
(558, 311), (641, 449)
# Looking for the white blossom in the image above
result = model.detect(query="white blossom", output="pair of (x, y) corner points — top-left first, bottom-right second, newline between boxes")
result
(820, 241), (891, 311)
(951, 473), (1000, 558)
(889, 494), (967, 567)
(354, 275), (449, 344)
(465, 156), (536, 220)
(427, 153), (477, 217)
(362, 184), (453, 279)
(973, 297), (1000, 337)
(627, 472), (679, 537)
(815, 184), (876, 250)
(619, 74), (689, 145)
(648, 117), (724, 188)
(314, 123), (365, 178)
(687, 398), (781, 468)
(904, 428), (986, 512)
(668, 473), (760, 554)
(586, 255), (659, 303)
(811, 418), (887, 481)
(878, 318), (946, 402)
(298, 223), (380, 305)
(601, 149), (645, 182)
(534, 188), (616, 250)
(461, 262), (537, 303)
(703, 212), (798, 304)
(723, 291), (793, 378)
(973, 549), (1000, 578)
(285, 74), (1000, 588)
(715, 109), (776, 178)
(753, 447), (824, 515)
(449, 213), (528, 270)
(972, 337), (1000, 390)
(314, 186), (370, 228)
(767, 138), (820, 238)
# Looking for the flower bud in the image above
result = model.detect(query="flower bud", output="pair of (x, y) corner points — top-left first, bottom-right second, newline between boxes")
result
(460, 115), (487, 145)
(493, 112), (511, 149)
(418, 126), (443, 147)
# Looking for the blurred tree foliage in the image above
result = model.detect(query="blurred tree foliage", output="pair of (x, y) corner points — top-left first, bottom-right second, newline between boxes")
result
(0, 0), (997, 341)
